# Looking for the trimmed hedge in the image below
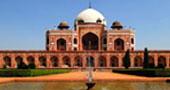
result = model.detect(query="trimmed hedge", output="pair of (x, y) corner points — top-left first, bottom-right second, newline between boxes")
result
(113, 69), (170, 77)
(0, 69), (70, 77)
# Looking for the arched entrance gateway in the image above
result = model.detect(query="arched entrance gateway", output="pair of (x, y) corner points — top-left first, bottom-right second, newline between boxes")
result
(82, 32), (99, 50)
(86, 56), (94, 67)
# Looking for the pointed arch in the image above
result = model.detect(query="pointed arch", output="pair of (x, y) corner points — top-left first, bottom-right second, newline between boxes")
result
(27, 56), (35, 64)
(3, 56), (11, 67)
(98, 56), (106, 67)
(134, 56), (143, 67)
(62, 56), (71, 67)
(86, 56), (94, 67)
(74, 56), (83, 67)
(149, 56), (154, 63)
(148, 56), (155, 68)
(39, 56), (46, 67)
(15, 56), (23, 65)
(57, 38), (66, 50)
(114, 38), (124, 50)
(158, 56), (166, 68)
(82, 32), (99, 50)
(50, 56), (58, 67)
(110, 56), (119, 67)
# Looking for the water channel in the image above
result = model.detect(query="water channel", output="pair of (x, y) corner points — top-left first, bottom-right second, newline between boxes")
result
(0, 81), (170, 90)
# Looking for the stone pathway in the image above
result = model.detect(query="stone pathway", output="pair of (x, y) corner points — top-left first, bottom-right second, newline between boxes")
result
(0, 72), (170, 84)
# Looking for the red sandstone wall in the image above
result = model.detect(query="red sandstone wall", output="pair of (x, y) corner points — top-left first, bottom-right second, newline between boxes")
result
(0, 50), (170, 69)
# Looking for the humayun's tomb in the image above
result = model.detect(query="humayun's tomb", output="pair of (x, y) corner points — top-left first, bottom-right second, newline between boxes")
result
(0, 6), (170, 69)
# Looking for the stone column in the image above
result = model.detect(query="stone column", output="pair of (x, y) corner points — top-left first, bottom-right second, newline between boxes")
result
(70, 55), (74, 68)
(94, 54), (98, 67)
(34, 55), (40, 68)
(130, 55), (134, 68)
(154, 55), (158, 67)
(106, 55), (110, 67)
(82, 55), (86, 67)
(11, 55), (16, 68)
(0, 55), (3, 68)
(58, 54), (62, 67)
(23, 55), (28, 65)
(166, 55), (169, 68)
(46, 55), (51, 68)
(118, 54), (122, 68)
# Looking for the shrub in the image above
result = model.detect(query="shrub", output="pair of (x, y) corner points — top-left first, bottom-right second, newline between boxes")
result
(113, 69), (170, 77)
(113, 69), (155, 77)
(28, 63), (36, 69)
(17, 62), (28, 69)
(148, 63), (155, 68)
(3, 65), (7, 69)
(157, 63), (165, 69)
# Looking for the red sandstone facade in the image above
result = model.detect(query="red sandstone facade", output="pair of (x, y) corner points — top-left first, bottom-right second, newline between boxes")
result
(0, 50), (170, 68)
(0, 7), (169, 69)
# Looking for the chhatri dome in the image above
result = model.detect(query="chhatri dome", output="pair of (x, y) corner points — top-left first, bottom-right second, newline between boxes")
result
(75, 5), (106, 25)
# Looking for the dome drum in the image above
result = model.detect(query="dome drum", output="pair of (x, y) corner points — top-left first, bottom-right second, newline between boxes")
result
(75, 8), (106, 25)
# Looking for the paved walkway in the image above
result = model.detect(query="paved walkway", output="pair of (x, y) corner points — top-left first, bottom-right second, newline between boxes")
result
(0, 72), (170, 84)
(93, 72), (169, 81)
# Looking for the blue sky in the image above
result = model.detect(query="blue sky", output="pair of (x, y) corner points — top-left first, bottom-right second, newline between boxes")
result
(0, 0), (170, 50)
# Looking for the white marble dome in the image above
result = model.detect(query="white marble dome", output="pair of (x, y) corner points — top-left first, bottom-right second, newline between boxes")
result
(75, 8), (106, 25)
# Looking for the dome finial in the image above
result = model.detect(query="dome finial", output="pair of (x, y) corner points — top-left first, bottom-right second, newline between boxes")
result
(89, 2), (92, 8)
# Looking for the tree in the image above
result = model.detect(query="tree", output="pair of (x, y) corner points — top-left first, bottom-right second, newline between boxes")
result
(123, 49), (131, 69)
(143, 48), (149, 68)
